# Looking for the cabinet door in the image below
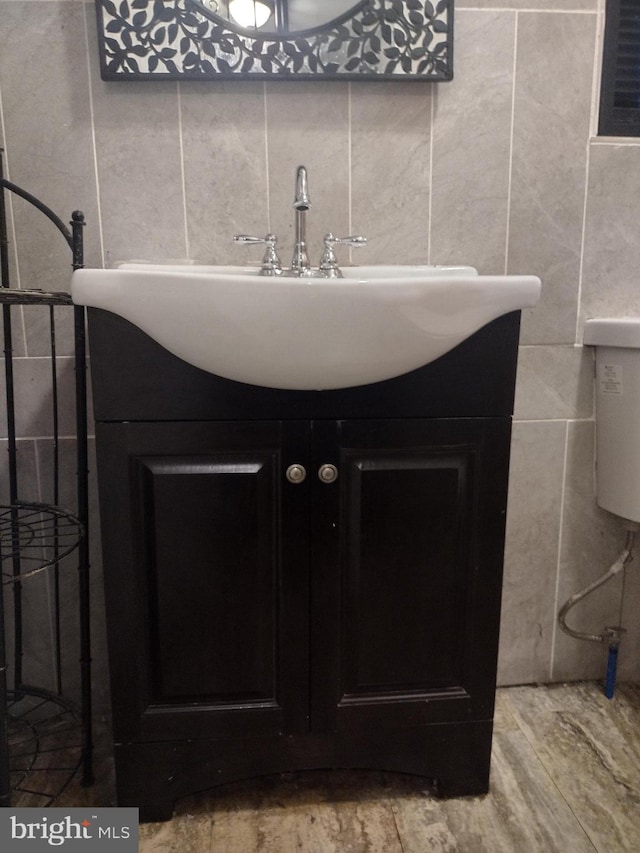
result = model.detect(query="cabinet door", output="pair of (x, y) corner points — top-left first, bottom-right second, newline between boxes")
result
(96, 420), (310, 743)
(309, 418), (511, 733)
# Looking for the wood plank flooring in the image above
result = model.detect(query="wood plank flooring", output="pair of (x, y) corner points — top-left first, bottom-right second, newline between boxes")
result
(52, 682), (640, 851)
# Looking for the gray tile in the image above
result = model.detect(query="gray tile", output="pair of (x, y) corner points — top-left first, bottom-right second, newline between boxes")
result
(265, 82), (350, 270)
(513, 345), (594, 420)
(430, 10), (515, 273)
(581, 143), (640, 329)
(0, 297), (26, 358)
(180, 81), (269, 264)
(0, 182), (27, 356)
(618, 539), (640, 682)
(509, 11), (596, 345)
(22, 303), (77, 359)
(499, 420), (566, 685)
(0, 440), (63, 694)
(0, 356), (78, 439)
(34, 437), (82, 521)
(47, 434), (111, 718)
(30, 436), (107, 710)
(0, 435), (91, 704)
(0, 1), (102, 354)
(4, 573), (59, 693)
(0, 437), (38, 503)
(87, 17), (186, 265)
(350, 82), (432, 264)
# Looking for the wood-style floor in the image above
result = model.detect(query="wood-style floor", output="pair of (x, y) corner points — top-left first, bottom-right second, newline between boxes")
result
(53, 682), (640, 851)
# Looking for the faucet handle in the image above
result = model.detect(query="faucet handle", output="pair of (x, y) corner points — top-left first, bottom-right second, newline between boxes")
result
(325, 234), (367, 248)
(319, 233), (367, 277)
(233, 233), (283, 276)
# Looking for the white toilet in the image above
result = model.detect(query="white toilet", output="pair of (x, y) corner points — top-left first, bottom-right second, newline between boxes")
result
(584, 317), (640, 522)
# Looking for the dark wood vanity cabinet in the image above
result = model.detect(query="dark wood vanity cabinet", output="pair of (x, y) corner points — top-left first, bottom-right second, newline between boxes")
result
(89, 308), (521, 822)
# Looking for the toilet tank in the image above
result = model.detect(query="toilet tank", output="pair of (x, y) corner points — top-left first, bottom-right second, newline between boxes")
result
(584, 318), (640, 522)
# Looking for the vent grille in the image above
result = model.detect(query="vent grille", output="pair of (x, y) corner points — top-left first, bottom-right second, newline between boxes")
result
(600, 0), (640, 135)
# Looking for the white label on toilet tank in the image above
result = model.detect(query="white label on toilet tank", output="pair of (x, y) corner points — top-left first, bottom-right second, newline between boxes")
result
(599, 363), (623, 395)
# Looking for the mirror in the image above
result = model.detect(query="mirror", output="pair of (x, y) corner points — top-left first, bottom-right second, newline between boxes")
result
(201, 1), (357, 33)
(95, 0), (453, 81)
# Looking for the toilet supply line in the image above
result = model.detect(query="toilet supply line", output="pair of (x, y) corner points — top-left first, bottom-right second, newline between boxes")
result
(558, 524), (638, 699)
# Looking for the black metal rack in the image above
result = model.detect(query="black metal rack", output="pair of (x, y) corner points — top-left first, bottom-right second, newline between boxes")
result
(0, 149), (92, 806)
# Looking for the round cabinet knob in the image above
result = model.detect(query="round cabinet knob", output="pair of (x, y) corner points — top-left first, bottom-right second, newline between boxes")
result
(318, 464), (339, 483)
(286, 464), (307, 484)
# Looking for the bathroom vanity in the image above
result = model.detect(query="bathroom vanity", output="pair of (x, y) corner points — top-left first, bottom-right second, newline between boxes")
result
(88, 306), (521, 822)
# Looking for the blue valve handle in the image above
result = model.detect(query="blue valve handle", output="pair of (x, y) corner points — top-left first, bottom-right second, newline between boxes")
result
(604, 644), (619, 700)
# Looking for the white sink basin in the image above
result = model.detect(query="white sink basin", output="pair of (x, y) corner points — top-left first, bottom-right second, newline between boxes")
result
(71, 263), (541, 390)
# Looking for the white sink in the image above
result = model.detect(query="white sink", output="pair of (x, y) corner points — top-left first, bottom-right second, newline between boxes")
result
(71, 262), (541, 390)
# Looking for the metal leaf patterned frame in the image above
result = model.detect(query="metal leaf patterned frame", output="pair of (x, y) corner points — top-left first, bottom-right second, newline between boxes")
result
(95, 0), (453, 81)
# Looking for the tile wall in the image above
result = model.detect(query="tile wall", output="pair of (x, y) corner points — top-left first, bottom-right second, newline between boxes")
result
(1, 0), (639, 719)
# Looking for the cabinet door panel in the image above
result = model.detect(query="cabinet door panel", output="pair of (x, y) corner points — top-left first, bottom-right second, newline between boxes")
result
(343, 450), (470, 692)
(139, 454), (276, 704)
(310, 418), (511, 732)
(96, 420), (309, 743)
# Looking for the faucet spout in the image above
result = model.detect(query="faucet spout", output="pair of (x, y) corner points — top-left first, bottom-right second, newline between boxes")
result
(293, 165), (310, 211)
(292, 165), (311, 274)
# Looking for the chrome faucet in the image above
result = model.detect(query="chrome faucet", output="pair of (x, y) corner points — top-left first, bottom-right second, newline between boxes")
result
(234, 165), (366, 277)
(291, 165), (312, 276)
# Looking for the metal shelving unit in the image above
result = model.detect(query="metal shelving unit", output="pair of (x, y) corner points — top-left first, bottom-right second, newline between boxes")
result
(0, 149), (92, 806)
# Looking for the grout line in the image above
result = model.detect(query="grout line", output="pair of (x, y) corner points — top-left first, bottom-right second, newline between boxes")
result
(504, 11), (519, 275)
(0, 72), (4, 151)
(82, 0), (106, 268)
(346, 81), (354, 264)
(549, 419), (571, 681)
(457, 6), (597, 13)
(264, 82), (271, 233)
(591, 137), (640, 146)
(513, 417), (594, 425)
(518, 343), (586, 348)
(575, 139), (592, 346)
(0, 435), (85, 443)
(574, 3), (602, 344)
(177, 83), (190, 259)
(7, 355), (76, 361)
(348, 82), (353, 238)
(427, 85), (434, 264)
(588, 0), (606, 139)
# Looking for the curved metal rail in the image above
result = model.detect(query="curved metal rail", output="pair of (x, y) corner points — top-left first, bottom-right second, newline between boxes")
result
(0, 147), (92, 806)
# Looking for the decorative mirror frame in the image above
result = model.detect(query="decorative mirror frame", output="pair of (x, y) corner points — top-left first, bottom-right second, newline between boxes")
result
(95, 0), (453, 81)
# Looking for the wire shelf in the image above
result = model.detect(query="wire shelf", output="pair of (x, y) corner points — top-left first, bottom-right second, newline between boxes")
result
(1, 160), (93, 803)
(7, 686), (84, 807)
(0, 502), (84, 583)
